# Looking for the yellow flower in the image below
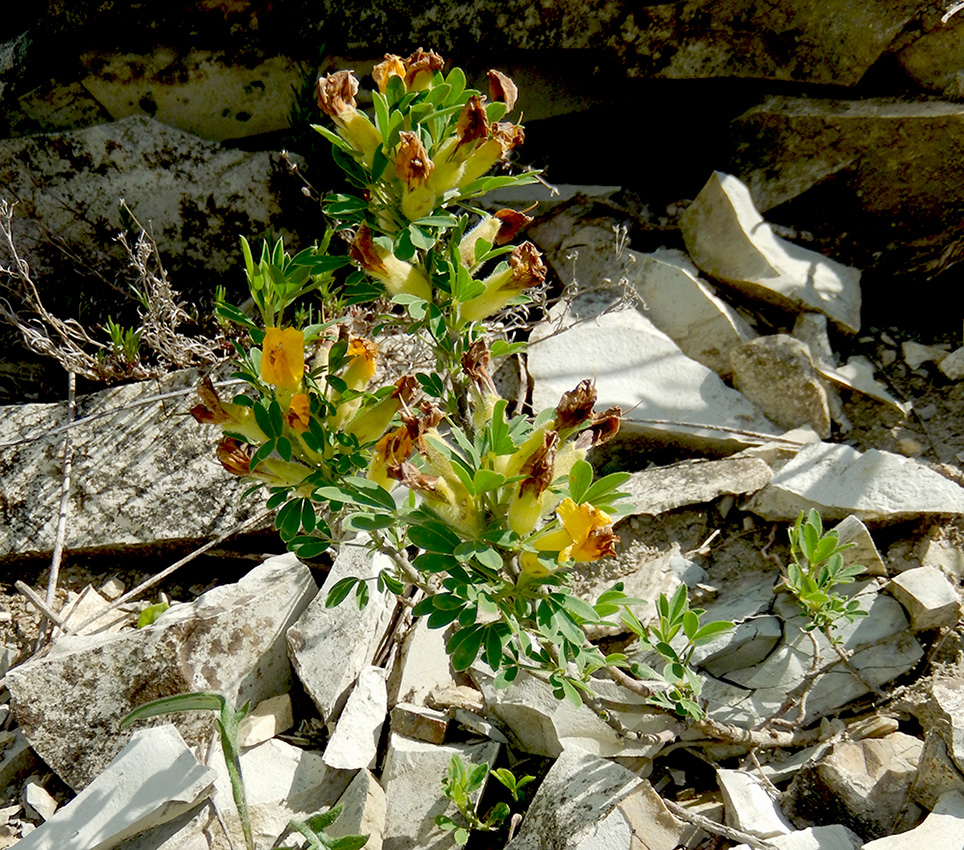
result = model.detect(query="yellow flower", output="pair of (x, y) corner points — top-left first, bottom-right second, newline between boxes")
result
(285, 393), (311, 432)
(261, 327), (305, 390)
(343, 337), (378, 391)
(460, 242), (546, 323)
(368, 426), (414, 489)
(521, 498), (619, 575)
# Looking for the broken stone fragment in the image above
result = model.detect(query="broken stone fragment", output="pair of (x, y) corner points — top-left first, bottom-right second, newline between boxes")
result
(730, 335), (831, 438)
(833, 515), (887, 577)
(381, 733), (499, 850)
(783, 732), (924, 839)
(939, 346), (964, 381)
(287, 541), (396, 728)
(323, 666), (387, 771)
(504, 747), (642, 850)
(328, 769), (386, 850)
(237, 693), (294, 749)
(911, 732), (964, 812)
(730, 824), (863, 850)
(390, 703), (449, 745)
(473, 667), (676, 759)
(528, 306), (782, 453)
(619, 455), (772, 517)
(7, 553), (316, 790)
(887, 567), (962, 631)
(717, 768), (794, 840)
(744, 442), (964, 522)
(0, 367), (269, 561)
(903, 341), (949, 370)
(679, 172), (861, 333)
(22, 777), (57, 822)
(15, 725), (216, 850)
(387, 616), (457, 709)
(862, 789), (964, 850)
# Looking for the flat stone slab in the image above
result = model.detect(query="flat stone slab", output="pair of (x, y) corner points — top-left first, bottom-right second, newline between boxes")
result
(504, 747), (642, 850)
(7, 553), (316, 790)
(0, 367), (267, 560)
(381, 733), (499, 850)
(888, 566), (962, 631)
(863, 790), (964, 850)
(621, 455), (772, 516)
(744, 442), (964, 522)
(680, 172), (861, 333)
(287, 542), (397, 728)
(528, 306), (782, 452)
(16, 725), (216, 850)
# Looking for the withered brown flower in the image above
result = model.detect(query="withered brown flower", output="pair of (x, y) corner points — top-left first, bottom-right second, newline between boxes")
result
(488, 69), (519, 113)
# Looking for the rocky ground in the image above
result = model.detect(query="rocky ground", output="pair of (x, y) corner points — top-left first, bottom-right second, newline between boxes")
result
(3, 178), (964, 850)
(6, 3), (964, 848)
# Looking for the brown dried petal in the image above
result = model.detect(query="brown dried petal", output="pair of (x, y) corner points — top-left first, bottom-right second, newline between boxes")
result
(396, 131), (435, 190)
(588, 406), (622, 448)
(461, 338), (495, 391)
(405, 48), (445, 88)
(490, 122), (525, 153)
(488, 69), (519, 113)
(493, 209), (532, 245)
(316, 70), (359, 119)
(392, 374), (420, 404)
(585, 525), (619, 560)
(404, 402), (444, 451)
(216, 437), (252, 477)
(190, 377), (231, 424)
(391, 460), (440, 494)
(508, 241), (547, 289)
(555, 379), (597, 432)
(349, 225), (388, 274)
(457, 95), (490, 148)
(519, 430), (558, 499)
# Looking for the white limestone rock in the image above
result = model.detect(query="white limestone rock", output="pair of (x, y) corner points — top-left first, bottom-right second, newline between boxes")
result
(387, 617), (456, 709)
(22, 778), (57, 822)
(680, 172), (861, 333)
(620, 455), (772, 517)
(833, 515), (887, 577)
(287, 542), (396, 727)
(730, 335), (832, 438)
(717, 768), (793, 840)
(7, 554), (316, 790)
(237, 694), (294, 749)
(528, 306), (782, 452)
(744, 442), (964, 522)
(381, 733), (499, 850)
(939, 346), (964, 381)
(553, 226), (755, 378)
(80, 49), (303, 141)
(208, 736), (354, 850)
(862, 790), (964, 850)
(390, 704), (449, 745)
(473, 667), (677, 759)
(324, 666), (387, 771)
(0, 367), (268, 560)
(783, 733), (924, 839)
(903, 341), (948, 370)
(730, 825), (862, 850)
(0, 116), (299, 281)
(887, 567), (962, 631)
(328, 769), (386, 850)
(911, 733), (964, 812)
(504, 748), (643, 850)
(16, 725), (216, 850)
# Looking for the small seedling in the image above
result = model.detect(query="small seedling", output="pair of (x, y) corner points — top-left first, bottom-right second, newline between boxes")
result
(621, 585), (733, 720)
(435, 755), (533, 845)
(783, 509), (867, 643)
(121, 692), (253, 850)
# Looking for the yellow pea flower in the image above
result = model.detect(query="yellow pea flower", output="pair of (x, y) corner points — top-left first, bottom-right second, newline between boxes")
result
(261, 327), (305, 390)
(521, 498), (619, 576)
(285, 393), (311, 432)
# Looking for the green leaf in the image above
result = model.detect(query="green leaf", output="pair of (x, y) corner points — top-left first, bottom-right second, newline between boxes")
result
(326, 577), (359, 608)
(409, 522), (462, 554)
(343, 512), (395, 532)
(682, 610), (700, 641)
(305, 804), (344, 832)
(327, 836), (371, 850)
(447, 625), (485, 671)
(473, 468), (506, 494)
(121, 692), (225, 727)
(567, 459), (593, 503)
(691, 620), (734, 645)
(489, 339), (526, 358)
(136, 601), (170, 629)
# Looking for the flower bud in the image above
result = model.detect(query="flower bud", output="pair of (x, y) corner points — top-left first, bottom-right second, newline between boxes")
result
(350, 225), (432, 300)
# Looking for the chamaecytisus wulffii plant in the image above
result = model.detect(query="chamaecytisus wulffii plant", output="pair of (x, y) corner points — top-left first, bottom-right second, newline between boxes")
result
(192, 49), (731, 722)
